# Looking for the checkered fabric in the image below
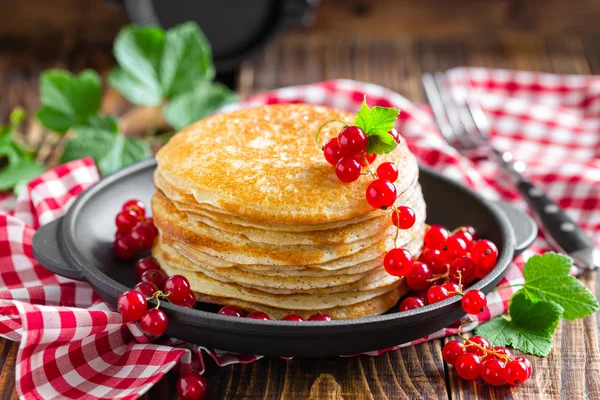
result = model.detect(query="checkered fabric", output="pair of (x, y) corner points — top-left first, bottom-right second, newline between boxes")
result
(1, 68), (599, 399)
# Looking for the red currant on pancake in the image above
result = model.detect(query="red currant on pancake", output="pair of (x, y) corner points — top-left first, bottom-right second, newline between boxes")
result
(471, 240), (499, 271)
(176, 372), (207, 400)
(323, 138), (342, 165)
(114, 236), (136, 260)
(135, 257), (160, 278)
(455, 353), (483, 380)
(505, 358), (530, 385)
(140, 308), (168, 336)
(388, 129), (400, 143)
(449, 256), (477, 284)
(140, 269), (167, 289)
(335, 156), (362, 183)
(405, 262), (433, 290)
(117, 290), (147, 322)
(308, 313), (332, 321)
(218, 305), (244, 317)
(383, 248), (414, 276)
(366, 179), (397, 209)
(164, 275), (191, 302)
(399, 296), (425, 312)
(134, 281), (158, 297)
(247, 311), (271, 320)
(465, 336), (491, 357)
(424, 225), (450, 250)
(338, 126), (368, 156)
(391, 206), (416, 230)
(376, 162), (399, 182)
(442, 340), (467, 365)
(116, 210), (139, 234)
(282, 314), (304, 322)
(482, 359), (506, 386)
(440, 236), (468, 264)
(427, 285), (450, 304)
(358, 152), (377, 166)
(122, 199), (146, 218)
(461, 290), (487, 314)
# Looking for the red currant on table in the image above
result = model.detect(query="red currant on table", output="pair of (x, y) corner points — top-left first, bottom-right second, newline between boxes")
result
(338, 126), (368, 156)
(116, 210), (140, 234)
(399, 296), (425, 312)
(418, 248), (446, 274)
(505, 358), (530, 385)
(140, 269), (168, 289)
(465, 336), (491, 357)
(176, 372), (207, 400)
(134, 281), (159, 297)
(482, 359), (506, 386)
(383, 248), (414, 276)
(117, 290), (148, 322)
(441, 281), (460, 295)
(135, 257), (160, 278)
(164, 275), (191, 302)
(122, 199), (146, 218)
(427, 285), (450, 304)
(335, 156), (362, 183)
(218, 305), (244, 317)
(282, 314), (305, 322)
(424, 225), (450, 250)
(405, 262), (433, 290)
(471, 240), (499, 271)
(129, 225), (155, 252)
(488, 346), (512, 361)
(455, 353), (483, 380)
(449, 256), (477, 284)
(461, 290), (487, 314)
(514, 356), (533, 379)
(366, 179), (397, 209)
(392, 206), (416, 230)
(247, 311), (271, 320)
(376, 162), (399, 182)
(442, 340), (467, 365)
(308, 312), (332, 321)
(140, 308), (168, 336)
(114, 236), (136, 260)
(323, 138), (342, 165)
(440, 236), (468, 264)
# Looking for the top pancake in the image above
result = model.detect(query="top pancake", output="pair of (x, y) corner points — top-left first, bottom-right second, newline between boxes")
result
(156, 104), (419, 225)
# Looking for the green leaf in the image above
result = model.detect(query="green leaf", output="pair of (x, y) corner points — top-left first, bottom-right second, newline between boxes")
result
(0, 156), (45, 193)
(475, 292), (563, 356)
(354, 100), (400, 136)
(10, 107), (25, 128)
(521, 252), (599, 320)
(110, 25), (165, 106)
(62, 127), (151, 175)
(164, 83), (236, 130)
(36, 70), (102, 133)
(365, 130), (398, 155)
(84, 115), (119, 133)
(160, 21), (215, 98)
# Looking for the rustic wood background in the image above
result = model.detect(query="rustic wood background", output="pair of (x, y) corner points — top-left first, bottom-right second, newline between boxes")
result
(1, 0), (600, 399)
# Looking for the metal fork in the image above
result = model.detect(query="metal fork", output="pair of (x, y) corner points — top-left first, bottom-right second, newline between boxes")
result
(422, 72), (599, 269)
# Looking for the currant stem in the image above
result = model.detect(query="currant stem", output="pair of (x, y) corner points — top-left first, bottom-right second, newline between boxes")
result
(391, 206), (400, 247)
(456, 320), (514, 363)
(315, 119), (348, 143)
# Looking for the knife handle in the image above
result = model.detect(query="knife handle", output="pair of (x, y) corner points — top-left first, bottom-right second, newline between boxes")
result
(515, 176), (594, 254)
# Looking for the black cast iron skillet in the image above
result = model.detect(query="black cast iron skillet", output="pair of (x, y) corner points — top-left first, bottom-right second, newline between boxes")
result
(32, 159), (536, 357)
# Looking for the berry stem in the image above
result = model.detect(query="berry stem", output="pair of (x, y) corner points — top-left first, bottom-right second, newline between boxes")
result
(391, 206), (400, 247)
(315, 119), (348, 143)
(456, 318), (514, 363)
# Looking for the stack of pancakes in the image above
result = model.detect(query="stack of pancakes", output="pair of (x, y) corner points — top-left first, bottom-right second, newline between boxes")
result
(152, 104), (426, 319)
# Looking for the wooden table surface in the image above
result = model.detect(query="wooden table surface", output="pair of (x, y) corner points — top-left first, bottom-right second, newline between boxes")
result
(1, 30), (600, 399)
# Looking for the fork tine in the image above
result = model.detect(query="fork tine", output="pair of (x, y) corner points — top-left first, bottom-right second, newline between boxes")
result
(421, 73), (456, 145)
(462, 83), (490, 142)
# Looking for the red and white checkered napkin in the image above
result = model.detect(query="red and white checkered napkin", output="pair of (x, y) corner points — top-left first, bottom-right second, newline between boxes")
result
(1, 68), (599, 399)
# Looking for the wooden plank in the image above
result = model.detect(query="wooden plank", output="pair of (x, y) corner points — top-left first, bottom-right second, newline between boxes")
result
(0, 340), (19, 400)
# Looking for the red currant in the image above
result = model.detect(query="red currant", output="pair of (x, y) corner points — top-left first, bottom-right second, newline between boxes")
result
(399, 296), (425, 312)
(427, 285), (450, 304)
(412, 290), (429, 305)
(488, 346), (512, 361)
(376, 162), (399, 182)
(282, 314), (304, 322)
(134, 281), (158, 297)
(461, 225), (479, 240)
(247, 311), (271, 320)
(141, 217), (159, 237)
(391, 206), (416, 230)
(388, 129), (400, 143)
(359, 152), (377, 166)
(505, 358), (529, 385)
(441, 281), (460, 295)
(418, 248), (446, 274)
(465, 336), (491, 357)
(514, 356), (533, 379)
(440, 236), (468, 264)
(117, 290), (147, 322)
(424, 225), (450, 250)
(114, 236), (136, 260)
(335, 156), (362, 183)
(140, 308), (168, 336)
(135, 257), (160, 278)
(461, 290), (487, 314)
(383, 248), (414, 276)
(116, 210), (140, 233)
(405, 262), (433, 290)
(176, 372), (207, 400)
(482, 359), (506, 386)
(323, 138), (342, 165)
(471, 240), (499, 271)
(308, 313), (332, 321)
(442, 340), (467, 365)
(181, 291), (197, 308)
(338, 126), (368, 156)
(455, 353), (483, 380)
(140, 269), (167, 289)
(164, 275), (191, 302)
(449, 256), (477, 284)
(218, 305), (244, 317)
(122, 199), (146, 218)
(452, 230), (474, 250)
(129, 225), (155, 252)
(366, 179), (397, 209)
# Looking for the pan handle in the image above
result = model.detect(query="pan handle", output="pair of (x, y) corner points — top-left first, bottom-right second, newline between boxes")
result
(32, 218), (84, 281)
(492, 202), (538, 256)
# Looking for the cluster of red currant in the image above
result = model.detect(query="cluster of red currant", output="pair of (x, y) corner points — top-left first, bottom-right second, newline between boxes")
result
(398, 224), (498, 315)
(114, 199), (158, 260)
(321, 124), (417, 278)
(443, 335), (533, 385)
(218, 305), (332, 322)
